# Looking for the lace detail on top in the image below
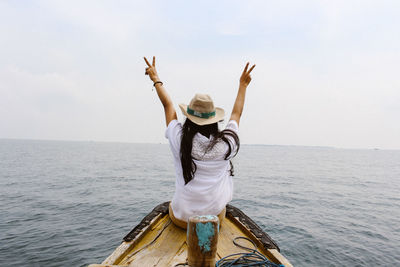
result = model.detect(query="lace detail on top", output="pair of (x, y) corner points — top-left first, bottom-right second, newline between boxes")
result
(192, 134), (227, 161)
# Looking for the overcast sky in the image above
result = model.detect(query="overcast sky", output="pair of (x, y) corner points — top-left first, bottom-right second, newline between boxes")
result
(0, 0), (399, 149)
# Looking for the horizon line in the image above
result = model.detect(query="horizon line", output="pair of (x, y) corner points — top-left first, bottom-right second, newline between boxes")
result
(1, 137), (399, 151)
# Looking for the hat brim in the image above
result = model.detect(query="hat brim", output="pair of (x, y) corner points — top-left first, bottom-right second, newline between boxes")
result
(179, 104), (225, 126)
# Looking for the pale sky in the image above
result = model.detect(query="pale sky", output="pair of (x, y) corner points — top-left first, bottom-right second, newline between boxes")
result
(1, 0), (399, 149)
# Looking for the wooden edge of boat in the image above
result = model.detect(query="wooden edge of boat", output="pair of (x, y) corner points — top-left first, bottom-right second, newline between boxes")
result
(88, 202), (293, 267)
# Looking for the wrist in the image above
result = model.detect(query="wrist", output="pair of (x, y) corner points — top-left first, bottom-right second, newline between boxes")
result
(153, 81), (163, 87)
(151, 76), (160, 82)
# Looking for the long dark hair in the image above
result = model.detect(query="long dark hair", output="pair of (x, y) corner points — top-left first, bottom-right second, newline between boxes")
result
(180, 119), (240, 185)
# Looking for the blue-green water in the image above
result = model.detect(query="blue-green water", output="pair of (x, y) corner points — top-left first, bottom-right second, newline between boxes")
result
(0, 139), (399, 266)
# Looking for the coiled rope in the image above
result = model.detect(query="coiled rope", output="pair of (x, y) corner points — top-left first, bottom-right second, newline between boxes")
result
(215, 237), (284, 267)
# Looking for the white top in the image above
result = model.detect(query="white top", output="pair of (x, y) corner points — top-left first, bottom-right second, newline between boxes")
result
(165, 119), (239, 222)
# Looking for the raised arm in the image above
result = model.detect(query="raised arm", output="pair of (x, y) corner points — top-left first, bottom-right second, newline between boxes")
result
(144, 56), (177, 126)
(230, 62), (256, 125)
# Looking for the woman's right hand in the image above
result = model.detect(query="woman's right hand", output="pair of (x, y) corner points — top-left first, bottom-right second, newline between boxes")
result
(239, 62), (256, 87)
(144, 56), (160, 82)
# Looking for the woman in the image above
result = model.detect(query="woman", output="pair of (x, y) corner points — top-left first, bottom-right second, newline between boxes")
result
(144, 56), (255, 229)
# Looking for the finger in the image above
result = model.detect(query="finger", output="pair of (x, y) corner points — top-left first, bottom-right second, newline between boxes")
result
(144, 57), (151, 67)
(242, 62), (249, 75)
(247, 64), (256, 74)
(152, 56), (155, 66)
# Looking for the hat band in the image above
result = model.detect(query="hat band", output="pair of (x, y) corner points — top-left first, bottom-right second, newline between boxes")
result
(187, 107), (216, 119)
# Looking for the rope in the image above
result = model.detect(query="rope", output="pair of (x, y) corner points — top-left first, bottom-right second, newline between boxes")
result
(216, 237), (284, 267)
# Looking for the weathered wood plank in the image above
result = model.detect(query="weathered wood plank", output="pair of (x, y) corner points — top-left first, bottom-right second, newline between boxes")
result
(118, 215), (171, 265)
(267, 249), (294, 267)
(122, 220), (187, 266)
(102, 213), (165, 265)
(224, 214), (292, 266)
(167, 241), (188, 266)
(217, 218), (260, 258)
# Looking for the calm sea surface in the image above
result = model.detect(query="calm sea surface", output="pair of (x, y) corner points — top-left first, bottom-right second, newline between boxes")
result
(0, 139), (399, 266)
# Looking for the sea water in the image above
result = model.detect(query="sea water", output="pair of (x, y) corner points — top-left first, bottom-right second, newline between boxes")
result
(0, 139), (399, 266)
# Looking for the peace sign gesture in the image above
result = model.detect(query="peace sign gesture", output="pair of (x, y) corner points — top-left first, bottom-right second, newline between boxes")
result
(144, 56), (159, 82)
(239, 62), (256, 87)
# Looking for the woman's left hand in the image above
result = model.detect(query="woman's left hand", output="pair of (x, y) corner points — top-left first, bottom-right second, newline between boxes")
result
(144, 56), (160, 82)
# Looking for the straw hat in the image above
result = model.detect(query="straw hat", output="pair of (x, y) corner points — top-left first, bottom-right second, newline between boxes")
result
(179, 94), (225, 126)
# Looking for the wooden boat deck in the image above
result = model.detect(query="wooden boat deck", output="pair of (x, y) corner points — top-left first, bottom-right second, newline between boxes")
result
(88, 202), (292, 267)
